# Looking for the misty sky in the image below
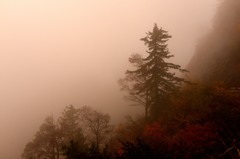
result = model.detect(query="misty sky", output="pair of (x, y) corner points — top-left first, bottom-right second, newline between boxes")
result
(0, 1), (217, 158)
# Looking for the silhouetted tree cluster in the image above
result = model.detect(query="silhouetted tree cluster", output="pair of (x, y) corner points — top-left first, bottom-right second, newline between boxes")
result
(21, 116), (60, 159)
(22, 105), (113, 159)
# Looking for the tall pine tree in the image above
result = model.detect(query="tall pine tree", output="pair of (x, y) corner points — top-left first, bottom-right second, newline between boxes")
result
(122, 24), (188, 120)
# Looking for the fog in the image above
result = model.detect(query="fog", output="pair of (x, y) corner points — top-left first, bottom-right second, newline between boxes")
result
(188, 0), (240, 85)
(0, 1), (217, 158)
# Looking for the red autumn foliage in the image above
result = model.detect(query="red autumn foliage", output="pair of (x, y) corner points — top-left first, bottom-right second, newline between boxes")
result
(173, 123), (217, 152)
(143, 122), (168, 147)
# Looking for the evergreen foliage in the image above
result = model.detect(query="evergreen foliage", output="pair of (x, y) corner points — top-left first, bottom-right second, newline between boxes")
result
(121, 24), (188, 119)
(58, 105), (85, 148)
(21, 116), (60, 159)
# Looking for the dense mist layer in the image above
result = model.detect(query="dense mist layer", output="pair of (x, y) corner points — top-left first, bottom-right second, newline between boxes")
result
(188, 0), (240, 86)
(0, 1), (217, 158)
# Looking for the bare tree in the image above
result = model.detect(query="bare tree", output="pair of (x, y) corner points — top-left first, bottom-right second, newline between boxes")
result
(79, 106), (114, 149)
(119, 53), (150, 118)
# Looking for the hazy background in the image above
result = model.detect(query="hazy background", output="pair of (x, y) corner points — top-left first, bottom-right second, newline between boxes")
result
(0, 0), (217, 158)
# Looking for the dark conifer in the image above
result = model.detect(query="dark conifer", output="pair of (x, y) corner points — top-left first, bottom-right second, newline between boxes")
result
(122, 24), (188, 120)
